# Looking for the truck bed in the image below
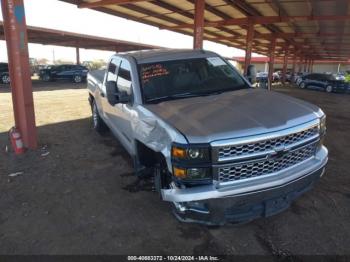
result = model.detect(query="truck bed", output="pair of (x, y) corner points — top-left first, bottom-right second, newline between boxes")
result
(89, 70), (105, 84)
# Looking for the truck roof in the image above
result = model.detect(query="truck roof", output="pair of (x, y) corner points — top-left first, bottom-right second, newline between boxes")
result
(120, 49), (219, 64)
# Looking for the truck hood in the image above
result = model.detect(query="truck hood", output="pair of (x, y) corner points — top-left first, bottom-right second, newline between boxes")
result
(144, 89), (322, 143)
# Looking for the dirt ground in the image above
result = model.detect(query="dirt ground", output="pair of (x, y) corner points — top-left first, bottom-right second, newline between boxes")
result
(0, 81), (349, 256)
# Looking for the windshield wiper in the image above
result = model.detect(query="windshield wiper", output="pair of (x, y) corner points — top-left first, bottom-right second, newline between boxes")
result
(146, 92), (198, 103)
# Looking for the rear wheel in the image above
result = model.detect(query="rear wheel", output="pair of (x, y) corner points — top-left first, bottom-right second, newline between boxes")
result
(325, 85), (333, 93)
(1, 74), (10, 84)
(73, 75), (82, 83)
(92, 101), (108, 134)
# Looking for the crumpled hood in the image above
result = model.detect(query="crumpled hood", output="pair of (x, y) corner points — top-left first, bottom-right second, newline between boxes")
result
(144, 89), (322, 143)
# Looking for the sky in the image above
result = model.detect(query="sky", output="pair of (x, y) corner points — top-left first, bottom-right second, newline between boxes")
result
(0, 0), (258, 63)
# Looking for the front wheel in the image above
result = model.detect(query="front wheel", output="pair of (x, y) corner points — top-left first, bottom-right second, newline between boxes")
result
(154, 158), (172, 199)
(325, 85), (333, 93)
(1, 74), (10, 84)
(300, 82), (306, 89)
(73, 75), (82, 83)
(92, 101), (108, 134)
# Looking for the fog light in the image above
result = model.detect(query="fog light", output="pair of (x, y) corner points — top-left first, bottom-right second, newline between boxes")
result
(187, 168), (210, 179)
(173, 167), (186, 179)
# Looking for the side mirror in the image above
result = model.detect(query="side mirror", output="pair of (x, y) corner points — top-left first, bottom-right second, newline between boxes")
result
(106, 81), (131, 105)
(116, 90), (131, 104)
(106, 81), (118, 105)
(246, 65), (256, 84)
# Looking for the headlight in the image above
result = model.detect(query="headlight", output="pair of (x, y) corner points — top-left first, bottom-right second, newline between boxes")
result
(171, 144), (210, 162)
(171, 144), (212, 182)
(320, 115), (326, 136)
(319, 115), (326, 147)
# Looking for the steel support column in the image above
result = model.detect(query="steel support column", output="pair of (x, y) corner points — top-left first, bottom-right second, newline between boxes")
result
(282, 46), (289, 84)
(1, 0), (37, 149)
(311, 60), (314, 73)
(193, 0), (205, 49)
(76, 47), (80, 65)
(298, 56), (302, 73)
(244, 22), (254, 76)
(291, 54), (296, 80)
(268, 38), (276, 91)
(303, 58), (307, 72)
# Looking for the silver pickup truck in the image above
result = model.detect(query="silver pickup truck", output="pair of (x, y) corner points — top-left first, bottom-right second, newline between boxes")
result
(87, 49), (328, 225)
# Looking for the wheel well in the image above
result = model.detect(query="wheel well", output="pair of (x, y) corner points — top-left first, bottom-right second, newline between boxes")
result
(88, 93), (94, 108)
(135, 140), (165, 168)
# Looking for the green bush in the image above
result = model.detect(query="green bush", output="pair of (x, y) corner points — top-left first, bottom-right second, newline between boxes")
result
(345, 74), (350, 83)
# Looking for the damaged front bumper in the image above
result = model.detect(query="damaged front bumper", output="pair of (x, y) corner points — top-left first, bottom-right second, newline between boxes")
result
(161, 146), (328, 225)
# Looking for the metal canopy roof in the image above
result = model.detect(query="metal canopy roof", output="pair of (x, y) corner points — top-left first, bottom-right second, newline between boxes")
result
(59, 0), (350, 61)
(0, 20), (159, 52)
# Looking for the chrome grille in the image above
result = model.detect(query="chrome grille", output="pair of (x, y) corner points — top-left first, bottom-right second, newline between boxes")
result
(218, 126), (319, 161)
(218, 143), (317, 183)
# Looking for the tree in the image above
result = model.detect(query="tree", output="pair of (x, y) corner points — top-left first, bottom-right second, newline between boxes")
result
(345, 73), (350, 83)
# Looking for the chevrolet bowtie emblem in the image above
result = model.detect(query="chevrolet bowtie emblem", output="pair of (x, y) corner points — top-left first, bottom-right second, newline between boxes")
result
(268, 146), (289, 159)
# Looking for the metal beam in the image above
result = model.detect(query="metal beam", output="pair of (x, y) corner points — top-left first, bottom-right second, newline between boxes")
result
(193, 0), (205, 49)
(1, 0), (37, 149)
(163, 15), (350, 29)
(78, 0), (153, 8)
(76, 47), (80, 65)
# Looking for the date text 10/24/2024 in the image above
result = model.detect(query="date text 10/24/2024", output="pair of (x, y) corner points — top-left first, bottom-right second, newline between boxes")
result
(127, 256), (220, 261)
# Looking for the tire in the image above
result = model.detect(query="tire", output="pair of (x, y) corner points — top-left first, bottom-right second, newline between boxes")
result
(1, 74), (10, 84)
(92, 101), (108, 134)
(325, 85), (333, 93)
(154, 157), (171, 199)
(300, 82), (306, 89)
(73, 75), (82, 83)
(43, 74), (51, 82)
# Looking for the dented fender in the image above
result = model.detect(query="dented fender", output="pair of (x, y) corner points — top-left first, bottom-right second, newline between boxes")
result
(131, 105), (188, 172)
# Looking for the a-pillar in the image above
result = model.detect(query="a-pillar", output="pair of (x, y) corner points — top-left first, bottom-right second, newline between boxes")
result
(1, 0), (37, 149)
(193, 0), (205, 49)
(268, 38), (276, 91)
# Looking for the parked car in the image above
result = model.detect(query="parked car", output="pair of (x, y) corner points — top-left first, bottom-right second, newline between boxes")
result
(299, 73), (350, 93)
(334, 73), (345, 81)
(39, 64), (89, 83)
(0, 62), (10, 84)
(87, 49), (328, 225)
(256, 71), (268, 82)
(295, 72), (309, 85)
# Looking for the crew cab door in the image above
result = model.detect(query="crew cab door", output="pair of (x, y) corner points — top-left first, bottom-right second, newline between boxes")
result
(103, 58), (134, 154)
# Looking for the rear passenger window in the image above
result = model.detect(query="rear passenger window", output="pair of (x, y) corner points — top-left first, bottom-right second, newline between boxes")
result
(117, 59), (132, 95)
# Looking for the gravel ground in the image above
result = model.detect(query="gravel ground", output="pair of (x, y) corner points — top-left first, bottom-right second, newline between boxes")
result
(0, 81), (349, 256)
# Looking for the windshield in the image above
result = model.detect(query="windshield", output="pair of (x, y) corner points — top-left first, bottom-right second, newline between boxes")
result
(138, 57), (249, 103)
